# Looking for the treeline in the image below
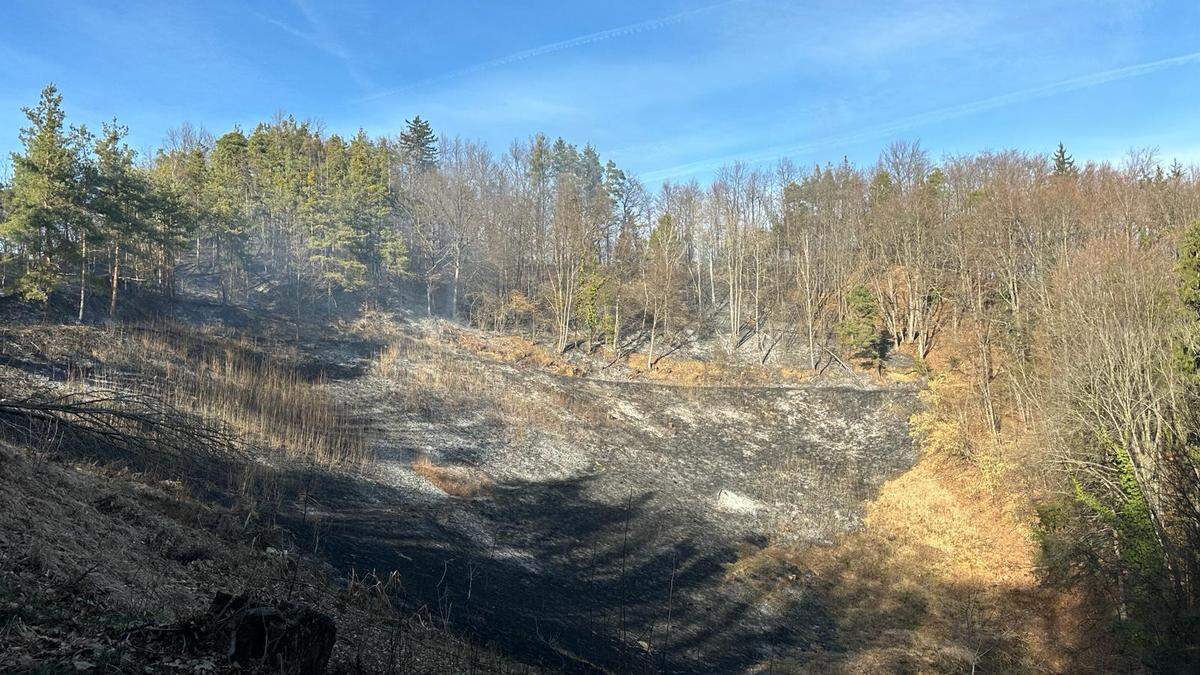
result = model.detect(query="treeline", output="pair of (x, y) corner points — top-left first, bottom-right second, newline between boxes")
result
(0, 84), (409, 319)
(3, 84), (1200, 664)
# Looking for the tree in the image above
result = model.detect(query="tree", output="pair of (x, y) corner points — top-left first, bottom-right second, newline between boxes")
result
(836, 284), (885, 370)
(1176, 219), (1200, 382)
(205, 129), (251, 303)
(782, 174), (840, 369)
(301, 134), (366, 303)
(92, 119), (153, 318)
(1034, 239), (1200, 663)
(548, 172), (596, 352)
(1053, 142), (1078, 177)
(643, 213), (685, 369)
(400, 116), (438, 172)
(1, 84), (90, 302)
(150, 125), (211, 298)
(713, 164), (752, 351)
(345, 130), (391, 283)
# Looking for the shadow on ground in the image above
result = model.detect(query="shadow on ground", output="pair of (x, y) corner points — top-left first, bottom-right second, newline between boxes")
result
(281, 471), (837, 673)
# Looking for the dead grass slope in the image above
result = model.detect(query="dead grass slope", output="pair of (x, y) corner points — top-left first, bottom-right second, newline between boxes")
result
(0, 439), (530, 673)
(722, 341), (1124, 673)
(0, 316), (533, 672)
(0, 321), (371, 468)
(727, 451), (1108, 673)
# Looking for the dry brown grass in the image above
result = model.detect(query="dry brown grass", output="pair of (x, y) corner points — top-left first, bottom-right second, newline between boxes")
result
(55, 322), (371, 469)
(448, 327), (584, 376)
(733, 325), (1120, 673)
(619, 349), (816, 386)
(841, 456), (1105, 671)
(733, 451), (1103, 673)
(375, 335), (611, 436)
(168, 349), (369, 468)
(411, 455), (493, 498)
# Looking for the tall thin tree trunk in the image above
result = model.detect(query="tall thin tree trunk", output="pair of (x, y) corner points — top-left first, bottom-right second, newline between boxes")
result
(78, 240), (87, 323)
(709, 254), (716, 306)
(612, 295), (621, 354)
(452, 255), (461, 320)
(109, 244), (120, 319)
(647, 307), (658, 370)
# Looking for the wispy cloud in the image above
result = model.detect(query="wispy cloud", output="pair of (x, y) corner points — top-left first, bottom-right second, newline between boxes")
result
(640, 48), (1200, 182)
(359, 0), (747, 103)
(255, 0), (373, 91)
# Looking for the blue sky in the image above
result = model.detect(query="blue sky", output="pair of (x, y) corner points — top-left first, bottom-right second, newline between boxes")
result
(2, 0), (1199, 183)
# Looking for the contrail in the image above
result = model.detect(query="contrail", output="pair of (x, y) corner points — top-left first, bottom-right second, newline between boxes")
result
(359, 0), (746, 102)
(640, 48), (1200, 182)
(255, 1), (374, 91)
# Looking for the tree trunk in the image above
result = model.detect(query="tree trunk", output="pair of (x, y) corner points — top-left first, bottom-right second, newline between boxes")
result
(78, 240), (87, 324)
(451, 257), (461, 320)
(109, 244), (120, 319)
(647, 308), (658, 370)
(612, 295), (621, 354)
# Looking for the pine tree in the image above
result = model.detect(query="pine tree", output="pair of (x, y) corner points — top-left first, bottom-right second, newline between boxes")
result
(399, 116), (437, 171)
(550, 137), (578, 179)
(149, 132), (209, 298)
(837, 284), (884, 369)
(1053, 142), (1077, 177)
(206, 129), (250, 303)
(0, 84), (90, 301)
(93, 119), (153, 317)
(528, 133), (551, 185)
(1168, 160), (1186, 182)
(305, 133), (368, 301)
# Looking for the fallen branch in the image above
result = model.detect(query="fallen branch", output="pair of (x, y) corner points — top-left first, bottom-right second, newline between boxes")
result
(0, 372), (243, 468)
(822, 346), (865, 386)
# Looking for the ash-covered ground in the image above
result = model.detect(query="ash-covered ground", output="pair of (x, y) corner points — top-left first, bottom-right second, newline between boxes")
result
(0, 292), (917, 673)
(290, 318), (917, 673)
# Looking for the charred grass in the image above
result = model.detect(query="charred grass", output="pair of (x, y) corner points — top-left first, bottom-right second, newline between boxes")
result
(0, 439), (531, 673)
(0, 318), (534, 671)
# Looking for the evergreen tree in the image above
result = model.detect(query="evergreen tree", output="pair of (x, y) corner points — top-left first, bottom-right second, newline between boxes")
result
(206, 129), (250, 302)
(399, 116), (437, 171)
(346, 130), (390, 240)
(92, 120), (153, 317)
(836, 284), (885, 369)
(528, 133), (553, 245)
(1053, 142), (1078, 176)
(550, 137), (578, 179)
(0, 84), (90, 301)
(149, 132), (209, 296)
(867, 169), (893, 207)
(142, 169), (195, 299)
(1168, 160), (1186, 182)
(528, 133), (551, 185)
(305, 133), (367, 300)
